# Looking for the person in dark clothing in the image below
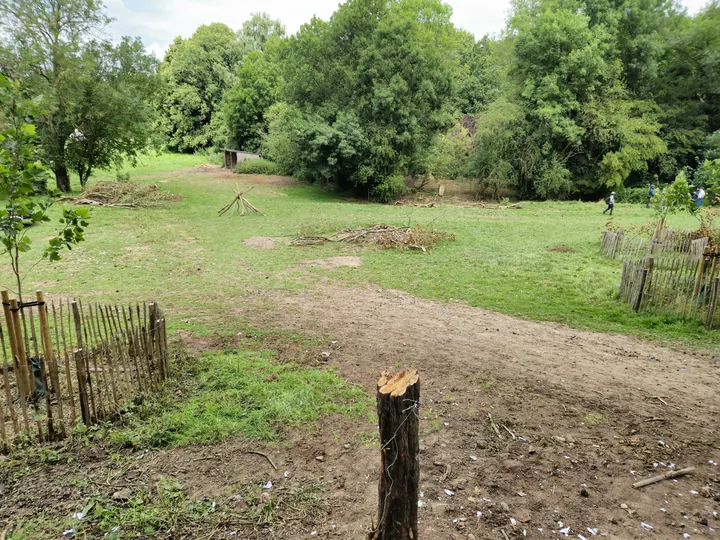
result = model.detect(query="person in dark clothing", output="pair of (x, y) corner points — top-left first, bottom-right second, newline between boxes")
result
(603, 192), (616, 215)
(646, 184), (655, 208)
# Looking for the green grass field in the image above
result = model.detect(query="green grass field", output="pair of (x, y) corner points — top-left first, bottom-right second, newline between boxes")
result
(5, 153), (718, 346)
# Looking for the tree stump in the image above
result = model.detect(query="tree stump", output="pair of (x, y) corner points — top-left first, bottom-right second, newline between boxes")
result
(370, 369), (420, 540)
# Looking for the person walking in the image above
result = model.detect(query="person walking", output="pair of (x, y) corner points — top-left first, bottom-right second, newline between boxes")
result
(696, 186), (705, 209)
(603, 192), (616, 215)
(646, 184), (655, 208)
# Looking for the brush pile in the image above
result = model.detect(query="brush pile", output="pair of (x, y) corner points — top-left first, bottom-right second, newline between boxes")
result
(290, 224), (455, 252)
(74, 182), (179, 208)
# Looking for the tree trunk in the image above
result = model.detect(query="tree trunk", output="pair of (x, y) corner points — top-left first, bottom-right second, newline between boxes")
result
(370, 369), (420, 540)
(54, 165), (71, 192)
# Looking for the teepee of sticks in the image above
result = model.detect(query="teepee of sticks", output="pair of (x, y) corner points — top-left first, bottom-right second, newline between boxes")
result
(218, 184), (265, 217)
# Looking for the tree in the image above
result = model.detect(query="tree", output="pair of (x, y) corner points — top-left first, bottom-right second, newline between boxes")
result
(65, 38), (157, 189)
(269, 0), (462, 200)
(473, 0), (667, 199)
(652, 170), (696, 225)
(0, 0), (156, 192)
(223, 49), (282, 151)
(237, 12), (286, 55)
(154, 23), (242, 152)
(0, 74), (89, 303)
(652, 1), (720, 179)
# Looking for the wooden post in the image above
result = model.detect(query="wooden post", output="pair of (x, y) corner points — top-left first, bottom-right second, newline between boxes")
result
(370, 370), (420, 540)
(9, 299), (33, 403)
(0, 324), (18, 434)
(707, 277), (720, 329)
(71, 302), (91, 426)
(1, 291), (28, 398)
(56, 302), (77, 424)
(633, 268), (649, 312)
(693, 256), (707, 297)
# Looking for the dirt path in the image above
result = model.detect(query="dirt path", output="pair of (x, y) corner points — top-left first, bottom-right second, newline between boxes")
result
(242, 284), (720, 539)
(2, 284), (718, 539)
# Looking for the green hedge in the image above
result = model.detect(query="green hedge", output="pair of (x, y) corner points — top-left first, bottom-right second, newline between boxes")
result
(616, 184), (661, 204)
(234, 158), (281, 176)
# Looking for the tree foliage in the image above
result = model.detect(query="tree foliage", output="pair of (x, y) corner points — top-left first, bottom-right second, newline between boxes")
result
(0, 0), (156, 192)
(155, 23), (242, 152)
(0, 74), (89, 301)
(262, 0), (464, 200)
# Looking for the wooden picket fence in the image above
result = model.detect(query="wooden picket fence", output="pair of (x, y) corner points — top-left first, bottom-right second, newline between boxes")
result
(0, 291), (168, 444)
(601, 229), (709, 261)
(619, 248), (720, 328)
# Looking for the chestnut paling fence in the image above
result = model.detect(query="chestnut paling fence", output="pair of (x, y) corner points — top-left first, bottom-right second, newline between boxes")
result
(601, 229), (709, 261)
(0, 291), (168, 443)
(618, 248), (720, 329)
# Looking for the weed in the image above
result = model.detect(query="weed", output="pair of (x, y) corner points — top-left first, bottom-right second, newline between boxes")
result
(7, 476), (219, 539)
(583, 412), (606, 425)
(110, 349), (368, 448)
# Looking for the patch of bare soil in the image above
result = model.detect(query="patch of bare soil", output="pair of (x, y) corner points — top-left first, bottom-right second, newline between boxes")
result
(302, 256), (363, 268)
(2, 286), (719, 539)
(243, 236), (278, 250)
(141, 165), (298, 188)
(241, 284), (720, 539)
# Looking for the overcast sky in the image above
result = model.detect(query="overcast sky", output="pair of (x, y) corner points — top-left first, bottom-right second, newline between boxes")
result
(104, 0), (711, 59)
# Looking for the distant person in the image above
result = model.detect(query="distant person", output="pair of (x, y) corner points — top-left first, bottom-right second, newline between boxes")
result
(695, 186), (705, 208)
(647, 184), (655, 208)
(603, 192), (616, 215)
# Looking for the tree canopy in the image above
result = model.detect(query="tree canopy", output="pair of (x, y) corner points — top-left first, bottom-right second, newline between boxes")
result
(0, 0), (156, 191)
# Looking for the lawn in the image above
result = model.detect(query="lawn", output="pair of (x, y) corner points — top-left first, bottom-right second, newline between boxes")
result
(5, 152), (717, 347)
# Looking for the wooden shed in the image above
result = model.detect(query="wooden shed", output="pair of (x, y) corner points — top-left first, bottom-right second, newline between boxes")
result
(223, 149), (261, 170)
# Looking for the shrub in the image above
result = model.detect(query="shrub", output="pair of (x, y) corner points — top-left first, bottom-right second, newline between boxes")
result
(234, 158), (282, 176)
(615, 184), (657, 204)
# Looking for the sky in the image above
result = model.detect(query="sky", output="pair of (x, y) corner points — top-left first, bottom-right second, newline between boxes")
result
(104, 0), (711, 59)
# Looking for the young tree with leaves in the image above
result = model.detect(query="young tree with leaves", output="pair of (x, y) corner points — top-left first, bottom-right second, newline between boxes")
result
(0, 74), (89, 303)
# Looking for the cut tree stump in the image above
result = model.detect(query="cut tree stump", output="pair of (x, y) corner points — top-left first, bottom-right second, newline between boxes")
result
(369, 369), (420, 540)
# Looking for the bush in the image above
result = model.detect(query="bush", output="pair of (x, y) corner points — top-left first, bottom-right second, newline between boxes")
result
(615, 184), (657, 204)
(234, 158), (282, 175)
(427, 123), (474, 180)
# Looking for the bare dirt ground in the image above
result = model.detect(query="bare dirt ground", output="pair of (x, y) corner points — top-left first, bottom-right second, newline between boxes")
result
(1, 285), (719, 539)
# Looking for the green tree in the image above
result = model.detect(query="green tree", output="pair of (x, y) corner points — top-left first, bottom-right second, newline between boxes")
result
(481, 0), (667, 199)
(652, 1), (720, 178)
(155, 23), (242, 152)
(237, 12), (286, 54)
(0, 74), (89, 302)
(0, 0), (110, 191)
(0, 0), (156, 192)
(269, 0), (462, 200)
(223, 49), (282, 151)
(65, 38), (157, 189)
(652, 170), (696, 224)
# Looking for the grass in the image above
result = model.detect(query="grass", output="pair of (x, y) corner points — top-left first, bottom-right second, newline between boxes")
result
(8, 477), (328, 539)
(583, 412), (606, 425)
(3, 152), (718, 346)
(8, 476), (219, 539)
(110, 349), (368, 449)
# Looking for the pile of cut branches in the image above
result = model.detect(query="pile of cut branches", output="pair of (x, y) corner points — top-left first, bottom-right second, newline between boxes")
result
(73, 182), (179, 208)
(291, 224), (455, 252)
(218, 185), (265, 217)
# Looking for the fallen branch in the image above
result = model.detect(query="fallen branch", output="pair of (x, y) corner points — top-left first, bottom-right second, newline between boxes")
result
(291, 224), (455, 252)
(248, 450), (278, 471)
(633, 467), (695, 489)
(487, 413), (502, 439)
(476, 202), (523, 210)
